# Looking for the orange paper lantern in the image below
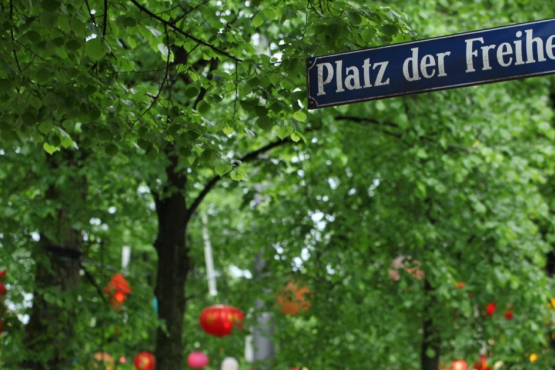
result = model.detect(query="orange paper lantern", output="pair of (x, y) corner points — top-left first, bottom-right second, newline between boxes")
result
(104, 273), (131, 309)
(134, 351), (155, 370)
(199, 305), (244, 337)
(276, 282), (311, 315)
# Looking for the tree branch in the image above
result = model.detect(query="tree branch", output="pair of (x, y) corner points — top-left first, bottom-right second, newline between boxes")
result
(102, 0), (108, 36)
(186, 137), (294, 221)
(130, 0), (241, 62)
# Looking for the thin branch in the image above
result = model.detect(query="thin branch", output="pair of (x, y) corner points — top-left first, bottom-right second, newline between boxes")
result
(193, 58), (218, 110)
(102, 0), (108, 36)
(81, 262), (109, 304)
(171, 0), (209, 25)
(130, 0), (241, 62)
(9, 0), (23, 75)
(186, 137), (294, 221)
(83, 0), (98, 27)
(125, 24), (172, 136)
(232, 60), (238, 120)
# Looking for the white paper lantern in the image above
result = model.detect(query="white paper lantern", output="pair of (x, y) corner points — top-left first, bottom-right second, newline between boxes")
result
(221, 357), (239, 370)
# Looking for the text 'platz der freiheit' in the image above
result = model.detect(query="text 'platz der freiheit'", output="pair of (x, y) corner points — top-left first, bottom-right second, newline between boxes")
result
(316, 28), (555, 96)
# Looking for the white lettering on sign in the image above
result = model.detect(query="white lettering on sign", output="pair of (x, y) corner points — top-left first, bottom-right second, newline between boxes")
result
(315, 58), (390, 96)
(464, 29), (555, 73)
(403, 48), (452, 80)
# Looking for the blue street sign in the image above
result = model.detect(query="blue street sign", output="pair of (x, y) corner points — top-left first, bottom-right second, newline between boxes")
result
(307, 18), (555, 109)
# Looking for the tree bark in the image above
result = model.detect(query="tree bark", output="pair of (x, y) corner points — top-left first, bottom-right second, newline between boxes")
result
(22, 151), (86, 369)
(153, 152), (190, 370)
(421, 279), (441, 370)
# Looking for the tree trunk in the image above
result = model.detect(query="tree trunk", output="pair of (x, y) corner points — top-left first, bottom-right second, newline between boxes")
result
(421, 279), (441, 370)
(22, 151), (86, 369)
(153, 152), (190, 370)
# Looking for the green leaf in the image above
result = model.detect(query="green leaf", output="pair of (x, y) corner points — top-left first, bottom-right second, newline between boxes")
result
(70, 19), (87, 36)
(215, 164), (233, 177)
(361, 28), (377, 42)
(185, 86), (200, 98)
(200, 149), (213, 162)
(85, 38), (107, 61)
(252, 12), (265, 28)
(146, 147), (159, 161)
(223, 126), (234, 135)
(263, 8), (276, 21)
(381, 24), (398, 36)
(38, 122), (54, 134)
(293, 111), (307, 122)
(347, 11), (362, 25)
(123, 16), (137, 27)
(277, 126), (294, 139)
(25, 30), (41, 44)
(230, 169), (246, 181)
(66, 39), (82, 51)
(291, 132), (300, 142)
(197, 101), (210, 114)
(41, 0), (60, 12)
(43, 142), (59, 155)
(105, 144), (119, 156)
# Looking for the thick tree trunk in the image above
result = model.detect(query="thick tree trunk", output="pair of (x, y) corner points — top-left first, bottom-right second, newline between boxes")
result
(153, 153), (190, 370)
(421, 279), (441, 370)
(22, 152), (86, 369)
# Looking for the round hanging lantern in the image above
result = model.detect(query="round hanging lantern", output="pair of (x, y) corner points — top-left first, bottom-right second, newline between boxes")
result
(221, 357), (239, 370)
(0, 281), (6, 296)
(504, 310), (513, 320)
(486, 303), (496, 316)
(452, 360), (467, 370)
(276, 282), (311, 315)
(93, 352), (114, 370)
(134, 351), (155, 370)
(187, 351), (209, 368)
(0, 270), (6, 277)
(199, 305), (244, 337)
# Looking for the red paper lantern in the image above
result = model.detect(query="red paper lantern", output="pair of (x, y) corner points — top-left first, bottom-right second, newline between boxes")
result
(199, 304), (244, 337)
(0, 281), (7, 296)
(104, 273), (132, 309)
(452, 360), (468, 370)
(486, 303), (496, 316)
(455, 282), (465, 289)
(505, 311), (513, 320)
(0, 270), (6, 277)
(133, 352), (155, 370)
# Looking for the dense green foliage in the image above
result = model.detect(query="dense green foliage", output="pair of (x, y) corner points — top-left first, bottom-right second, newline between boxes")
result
(2, 0), (555, 369)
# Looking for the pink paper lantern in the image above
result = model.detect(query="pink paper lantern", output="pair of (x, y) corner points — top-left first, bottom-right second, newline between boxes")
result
(187, 352), (209, 368)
